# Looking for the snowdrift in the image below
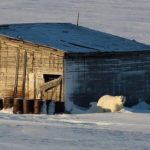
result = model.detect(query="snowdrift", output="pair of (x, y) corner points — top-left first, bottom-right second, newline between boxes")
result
(68, 101), (150, 114)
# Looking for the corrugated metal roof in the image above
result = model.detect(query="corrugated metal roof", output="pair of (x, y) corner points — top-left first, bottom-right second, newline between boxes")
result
(0, 23), (150, 53)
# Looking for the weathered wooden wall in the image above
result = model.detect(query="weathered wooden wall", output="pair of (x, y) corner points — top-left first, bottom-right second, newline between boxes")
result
(64, 52), (150, 111)
(0, 35), (64, 101)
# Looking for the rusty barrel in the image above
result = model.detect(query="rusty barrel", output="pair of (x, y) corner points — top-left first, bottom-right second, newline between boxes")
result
(40, 100), (47, 114)
(34, 99), (42, 114)
(3, 97), (13, 109)
(23, 100), (34, 114)
(34, 100), (47, 114)
(0, 99), (3, 110)
(47, 101), (55, 115)
(55, 102), (65, 114)
(13, 98), (23, 114)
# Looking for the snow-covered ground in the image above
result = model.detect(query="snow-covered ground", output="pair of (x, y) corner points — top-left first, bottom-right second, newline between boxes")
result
(0, 112), (150, 150)
(0, 102), (150, 150)
(0, 0), (150, 45)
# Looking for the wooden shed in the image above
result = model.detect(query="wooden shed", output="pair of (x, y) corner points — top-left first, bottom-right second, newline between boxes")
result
(0, 23), (150, 113)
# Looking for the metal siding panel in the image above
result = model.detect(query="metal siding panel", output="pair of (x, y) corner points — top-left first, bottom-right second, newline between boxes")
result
(64, 55), (150, 111)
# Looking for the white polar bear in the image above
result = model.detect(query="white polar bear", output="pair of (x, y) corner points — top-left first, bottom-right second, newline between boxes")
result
(97, 95), (126, 112)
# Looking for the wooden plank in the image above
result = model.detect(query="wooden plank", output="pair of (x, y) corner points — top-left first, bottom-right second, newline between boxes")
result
(28, 73), (35, 99)
(39, 76), (62, 92)
(13, 49), (20, 97)
(22, 51), (27, 98)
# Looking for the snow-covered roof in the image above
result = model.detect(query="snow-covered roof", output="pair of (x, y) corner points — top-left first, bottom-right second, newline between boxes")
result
(0, 23), (150, 53)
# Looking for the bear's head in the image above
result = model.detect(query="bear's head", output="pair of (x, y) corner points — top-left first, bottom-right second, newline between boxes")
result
(115, 95), (126, 105)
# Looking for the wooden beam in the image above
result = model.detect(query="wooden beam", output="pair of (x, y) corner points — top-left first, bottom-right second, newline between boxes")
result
(22, 51), (27, 98)
(13, 49), (20, 97)
(39, 76), (62, 92)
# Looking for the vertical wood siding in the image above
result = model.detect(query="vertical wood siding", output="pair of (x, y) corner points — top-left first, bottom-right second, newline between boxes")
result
(0, 36), (64, 101)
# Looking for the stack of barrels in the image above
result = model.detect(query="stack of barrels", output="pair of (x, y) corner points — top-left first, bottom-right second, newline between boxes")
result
(0, 97), (65, 114)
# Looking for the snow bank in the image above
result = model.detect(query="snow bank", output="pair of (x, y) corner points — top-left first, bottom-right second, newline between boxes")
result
(0, 107), (13, 114)
(69, 101), (150, 114)
(124, 101), (150, 113)
(69, 102), (102, 114)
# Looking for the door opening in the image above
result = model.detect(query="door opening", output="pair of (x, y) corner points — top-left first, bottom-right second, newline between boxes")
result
(43, 74), (61, 82)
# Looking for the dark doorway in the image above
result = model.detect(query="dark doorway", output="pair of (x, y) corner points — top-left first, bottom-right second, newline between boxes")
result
(43, 74), (61, 82)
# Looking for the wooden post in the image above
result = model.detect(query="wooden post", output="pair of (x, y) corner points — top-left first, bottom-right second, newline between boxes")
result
(29, 73), (35, 99)
(22, 51), (27, 98)
(13, 49), (20, 97)
(59, 80), (63, 102)
(34, 74), (36, 100)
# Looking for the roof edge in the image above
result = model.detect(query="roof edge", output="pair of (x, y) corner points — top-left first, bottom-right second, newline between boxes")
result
(0, 34), (65, 56)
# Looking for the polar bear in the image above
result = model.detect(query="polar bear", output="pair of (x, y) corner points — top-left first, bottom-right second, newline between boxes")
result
(97, 95), (126, 112)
